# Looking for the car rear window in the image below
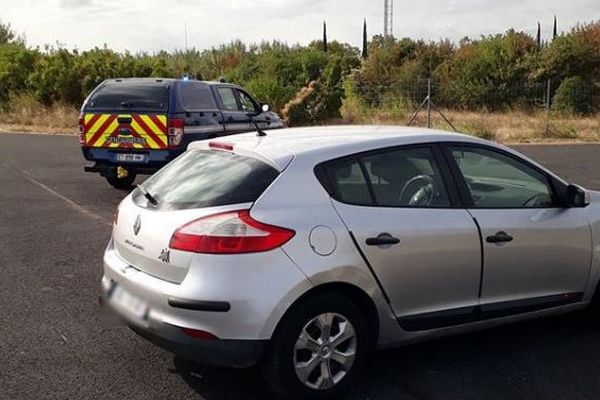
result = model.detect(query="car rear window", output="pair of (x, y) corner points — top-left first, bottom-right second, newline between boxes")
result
(133, 149), (279, 210)
(86, 81), (169, 111)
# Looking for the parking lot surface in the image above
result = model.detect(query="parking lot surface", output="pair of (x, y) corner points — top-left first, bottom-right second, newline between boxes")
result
(2, 132), (600, 400)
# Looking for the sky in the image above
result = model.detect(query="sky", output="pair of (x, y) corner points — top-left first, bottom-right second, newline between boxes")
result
(1, 0), (599, 53)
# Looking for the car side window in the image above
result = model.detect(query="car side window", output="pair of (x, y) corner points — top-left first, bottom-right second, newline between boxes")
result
(450, 146), (556, 208)
(324, 159), (373, 206)
(217, 87), (238, 111)
(322, 147), (451, 208)
(237, 90), (258, 113)
(361, 147), (450, 207)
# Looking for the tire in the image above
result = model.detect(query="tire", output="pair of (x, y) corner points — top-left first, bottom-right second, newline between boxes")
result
(105, 171), (136, 190)
(587, 284), (600, 326)
(262, 293), (369, 399)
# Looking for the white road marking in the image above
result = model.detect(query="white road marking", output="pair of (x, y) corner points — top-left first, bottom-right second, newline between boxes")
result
(0, 158), (110, 226)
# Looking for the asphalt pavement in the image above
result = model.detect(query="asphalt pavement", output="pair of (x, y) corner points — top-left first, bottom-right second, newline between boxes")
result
(1, 132), (600, 400)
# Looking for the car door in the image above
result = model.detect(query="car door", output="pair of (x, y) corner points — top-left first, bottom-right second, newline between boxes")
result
(215, 86), (252, 133)
(322, 145), (482, 330)
(445, 144), (592, 313)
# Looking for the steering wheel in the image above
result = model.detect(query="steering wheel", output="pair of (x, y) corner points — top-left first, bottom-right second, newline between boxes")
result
(399, 175), (436, 206)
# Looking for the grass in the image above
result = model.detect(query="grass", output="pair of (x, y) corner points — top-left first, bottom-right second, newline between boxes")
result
(339, 104), (600, 143)
(0, 95), (598, 143)
(0, 94), (78, 134)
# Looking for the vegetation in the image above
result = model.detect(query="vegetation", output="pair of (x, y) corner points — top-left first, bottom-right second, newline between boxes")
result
(0, 18), (598, 139)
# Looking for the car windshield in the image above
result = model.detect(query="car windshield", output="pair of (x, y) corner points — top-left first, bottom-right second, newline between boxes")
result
(86, 81), (170, 111)
(132, 149), (279, 210)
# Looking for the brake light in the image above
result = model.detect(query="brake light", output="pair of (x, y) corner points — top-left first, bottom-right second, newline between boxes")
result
(209, 141), (234, 151)
(78, 115), (85, 145)
(169, 210), (295, 254)
(168, 118), (184, 148)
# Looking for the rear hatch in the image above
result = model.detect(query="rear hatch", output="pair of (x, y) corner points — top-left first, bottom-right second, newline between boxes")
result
(82, 79), (170, 151)
(112, 146), (281, 283)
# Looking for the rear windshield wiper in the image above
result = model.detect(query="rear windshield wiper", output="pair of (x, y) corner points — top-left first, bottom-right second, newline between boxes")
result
(136, 184), (159, 206)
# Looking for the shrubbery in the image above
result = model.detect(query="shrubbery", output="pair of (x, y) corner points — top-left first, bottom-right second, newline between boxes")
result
(0, 19), (598, 124)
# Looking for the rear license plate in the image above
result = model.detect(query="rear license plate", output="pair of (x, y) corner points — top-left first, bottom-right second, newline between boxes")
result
(110, 284), (149, 320)
(115, 153), (146, 163)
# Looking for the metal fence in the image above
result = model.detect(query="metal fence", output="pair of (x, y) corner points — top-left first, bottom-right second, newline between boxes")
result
(347, 78), (600, 140)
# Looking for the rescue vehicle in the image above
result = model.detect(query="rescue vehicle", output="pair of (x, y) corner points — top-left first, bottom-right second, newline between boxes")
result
(79, 78), (283, 188)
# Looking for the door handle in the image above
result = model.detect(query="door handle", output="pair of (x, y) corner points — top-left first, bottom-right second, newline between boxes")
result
(486, 231), (514, 244)
(227, 116), (234, 122)
(366, 233), (400, 246)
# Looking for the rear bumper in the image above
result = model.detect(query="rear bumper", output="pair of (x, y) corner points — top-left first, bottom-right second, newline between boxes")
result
(100, 292), (265, 367)
(81, 147), (184, 174)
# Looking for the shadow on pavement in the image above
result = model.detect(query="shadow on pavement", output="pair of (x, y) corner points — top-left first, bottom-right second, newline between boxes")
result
(172, 312), (600, 400)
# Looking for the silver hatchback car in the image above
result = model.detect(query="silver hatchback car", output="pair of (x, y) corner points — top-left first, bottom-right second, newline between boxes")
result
(102, 126), (600, 398)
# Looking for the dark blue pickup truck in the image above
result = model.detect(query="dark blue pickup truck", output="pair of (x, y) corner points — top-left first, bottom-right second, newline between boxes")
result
(79, 78), (284, 189)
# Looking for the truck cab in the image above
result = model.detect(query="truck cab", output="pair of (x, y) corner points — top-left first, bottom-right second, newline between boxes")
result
(79, 78), (283, 189)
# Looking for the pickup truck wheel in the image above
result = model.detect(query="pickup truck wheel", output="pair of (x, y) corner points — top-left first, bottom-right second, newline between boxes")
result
(261, 293), (368, 399)
(106, 172), (136, 190)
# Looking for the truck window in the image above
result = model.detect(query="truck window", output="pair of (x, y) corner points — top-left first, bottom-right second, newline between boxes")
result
(86, 81), (169, 112)
(179, 81), (217, 110)
(217, 87), (239, 111)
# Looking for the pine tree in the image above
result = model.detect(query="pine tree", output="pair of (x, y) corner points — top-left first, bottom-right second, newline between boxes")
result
(323, 21), (328, 52)
(362, 19), (368, 59)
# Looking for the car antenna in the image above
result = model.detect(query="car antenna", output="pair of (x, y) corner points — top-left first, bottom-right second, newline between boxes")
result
(254, 121), (267, 137)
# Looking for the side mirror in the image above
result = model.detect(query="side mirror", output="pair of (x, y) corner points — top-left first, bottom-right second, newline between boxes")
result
(566, 184), (590, 208)
(261, 103), (270, 113)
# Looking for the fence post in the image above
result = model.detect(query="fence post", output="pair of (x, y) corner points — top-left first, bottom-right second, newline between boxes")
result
(545, 78), (551, 136)
(427, 78), (432, 128)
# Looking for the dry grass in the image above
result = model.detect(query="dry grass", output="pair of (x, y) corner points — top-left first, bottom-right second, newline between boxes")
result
(340, 104), (600, 143)
(0, 94), (78, 134)
(0, 95), (598, 143)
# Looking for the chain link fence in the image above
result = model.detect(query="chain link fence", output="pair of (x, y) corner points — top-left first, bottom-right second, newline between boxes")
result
(343, 79), (600, 141)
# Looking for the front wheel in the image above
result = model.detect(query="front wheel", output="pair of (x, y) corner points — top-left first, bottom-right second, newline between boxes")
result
(262, 293), (369, 399)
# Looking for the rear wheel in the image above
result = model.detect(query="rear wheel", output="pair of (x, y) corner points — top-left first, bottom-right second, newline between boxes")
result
(262, 293), (368, 399)
(105, 170), (136, 190)
(587, 283), (600, 326)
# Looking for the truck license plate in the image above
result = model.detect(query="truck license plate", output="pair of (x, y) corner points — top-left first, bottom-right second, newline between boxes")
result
(115, 153), (146, 163)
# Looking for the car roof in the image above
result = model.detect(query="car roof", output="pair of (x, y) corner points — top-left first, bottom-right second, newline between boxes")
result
(189, 125), (510, 170)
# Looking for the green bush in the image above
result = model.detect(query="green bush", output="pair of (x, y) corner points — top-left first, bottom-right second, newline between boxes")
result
(552, 76), (592, 115)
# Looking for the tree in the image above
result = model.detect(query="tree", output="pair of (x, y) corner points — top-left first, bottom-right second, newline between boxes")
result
(362, 19), (368, 59)
(553, 15), (558, 39)
(536, 22), (541, 47)
(323, 21), (328, 53)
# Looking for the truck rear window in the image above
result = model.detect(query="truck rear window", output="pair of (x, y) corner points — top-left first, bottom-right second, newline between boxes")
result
(133, 149), (279, 210)
(86, 81), (169, 111)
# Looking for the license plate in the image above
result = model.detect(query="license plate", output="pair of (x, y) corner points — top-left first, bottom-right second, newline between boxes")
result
(110, 284), (149, 320)
(115, 153), (146, 163)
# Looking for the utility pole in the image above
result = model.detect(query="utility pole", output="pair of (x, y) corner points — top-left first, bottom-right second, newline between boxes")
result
(384, 0), (393, 38)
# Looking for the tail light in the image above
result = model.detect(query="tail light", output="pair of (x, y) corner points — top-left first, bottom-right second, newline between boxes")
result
(78, 115), (85, 145)
(168, 118), (184, 148)
(169, 210), (295, 254)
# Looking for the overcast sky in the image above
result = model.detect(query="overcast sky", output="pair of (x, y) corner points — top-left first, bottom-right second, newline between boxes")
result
(1, 0), (599, 53)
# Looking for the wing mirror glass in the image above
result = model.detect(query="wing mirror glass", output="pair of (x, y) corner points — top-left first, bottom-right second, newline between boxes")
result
(261, 103), (270, 113)
(566, 184), (590, 208)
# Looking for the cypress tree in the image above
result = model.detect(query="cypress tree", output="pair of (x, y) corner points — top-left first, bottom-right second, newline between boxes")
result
(553, 15), (558, 39)
(323, 21), (328, 52)
(536, 22), (541, 47)
(362, 19), (368, 59)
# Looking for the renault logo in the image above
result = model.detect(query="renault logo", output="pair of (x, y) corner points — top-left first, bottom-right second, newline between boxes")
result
(133, 215), (141, 235)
